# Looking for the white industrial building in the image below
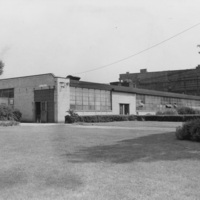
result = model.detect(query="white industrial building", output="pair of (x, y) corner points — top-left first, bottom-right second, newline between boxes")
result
(0, 73), (200, 122)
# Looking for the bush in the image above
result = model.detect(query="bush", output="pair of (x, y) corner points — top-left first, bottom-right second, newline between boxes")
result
(66, 109), (79, 117)
(156, 109), (178, 115)
(65, 114), (137, 123)
(0, 105), (22, 122)
(128, 115), (137, 121)
(175, 124), (191, 140)
(65, 114), (200, 123)
(175, 119), (200, 141)
(189, 119), (200, 141)
(156, 107), (200, 116)
(177, 107), (196, 115)
(12, 109), (22, 121)
(0, 121), (19, 126)
(136, 115), (200, 122)
(194, 109), (200, 114)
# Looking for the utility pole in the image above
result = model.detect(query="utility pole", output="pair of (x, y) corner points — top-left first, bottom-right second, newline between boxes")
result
(197, 45), (200, 95)
(197, 45), (200, 53)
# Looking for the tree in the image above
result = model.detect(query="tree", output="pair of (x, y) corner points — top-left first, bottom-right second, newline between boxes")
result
(0, 60), (4, 75)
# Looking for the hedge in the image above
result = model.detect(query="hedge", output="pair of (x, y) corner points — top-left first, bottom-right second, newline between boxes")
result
(156, 109), (178, 115)
(136, 115), (200, 122)
(65, 114), (200, 123)
(0, 121), (19, 127)
(65, 114), (137, 123)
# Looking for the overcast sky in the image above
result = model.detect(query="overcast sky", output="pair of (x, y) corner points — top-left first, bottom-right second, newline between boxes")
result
(1, 0), (200, 83)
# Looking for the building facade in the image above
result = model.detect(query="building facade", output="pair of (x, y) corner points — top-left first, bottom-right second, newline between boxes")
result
(119, 66), (200, 96)
(1, 73), (200, 122)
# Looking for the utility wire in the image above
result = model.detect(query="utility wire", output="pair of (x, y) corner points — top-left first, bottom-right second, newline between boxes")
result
(73, 22), (200, 75)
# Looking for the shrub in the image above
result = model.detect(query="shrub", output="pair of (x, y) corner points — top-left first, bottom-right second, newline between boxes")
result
(176, 107), (196, 115)
(65, 114), (137, 123)
(0, 105), (22, 121)
(156, 109), (178, 115)
(66, 109), (79, 117)
(189, 119), (200, 141)
(65, 115), (77, 123)
(12, 109), (22, 121)
(194, 109), (200, 114)
(136, 115), (200, 122)
(128, 115), (137, 121)
(0, 121), (19, 126)
(65, 113), (200, 123)
(175, 119), (200, 142)
(175, 125), (191, 140)
(65, 109), (79, 123)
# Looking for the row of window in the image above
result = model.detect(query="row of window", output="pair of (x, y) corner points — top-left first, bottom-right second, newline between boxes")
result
(70, 87), (112, 111)
(136, 94), (200, 110)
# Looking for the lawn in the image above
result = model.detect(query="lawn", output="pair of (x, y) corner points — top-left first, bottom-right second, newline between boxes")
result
(0, 121), (200, 199)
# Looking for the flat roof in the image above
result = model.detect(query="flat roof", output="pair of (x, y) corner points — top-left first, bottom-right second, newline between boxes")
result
(0, 73), (55, 81)
(120, 68), (194, 76)
(1, 73), (200, 101)
(70, 79), (200, 101)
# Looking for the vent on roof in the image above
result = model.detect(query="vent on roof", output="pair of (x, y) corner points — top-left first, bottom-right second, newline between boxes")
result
(196, 65), (200, 69)
(140, 69), (147, 73)
(66, 75), (81, 81)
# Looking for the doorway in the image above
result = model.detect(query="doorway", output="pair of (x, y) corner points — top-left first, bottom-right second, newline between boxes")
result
(119, 104), (130, 115)
(35, 102), (41, 122)
(34, 89), (54, 123)
(35, 101), (47, 123)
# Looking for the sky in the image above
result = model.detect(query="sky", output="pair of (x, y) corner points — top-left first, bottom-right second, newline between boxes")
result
(1, 0), (200, 83)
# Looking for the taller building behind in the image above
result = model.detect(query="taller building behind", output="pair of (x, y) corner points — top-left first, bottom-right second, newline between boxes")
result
(119, 66), (200, 96)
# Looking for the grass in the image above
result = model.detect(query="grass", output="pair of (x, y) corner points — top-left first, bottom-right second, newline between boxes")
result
(0, 121), (200, 199)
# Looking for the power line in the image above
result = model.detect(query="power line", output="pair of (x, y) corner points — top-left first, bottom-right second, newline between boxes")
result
(73, 22), (200, 75)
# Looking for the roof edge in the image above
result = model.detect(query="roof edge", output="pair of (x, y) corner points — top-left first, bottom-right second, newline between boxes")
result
(0, 73), (56, 81)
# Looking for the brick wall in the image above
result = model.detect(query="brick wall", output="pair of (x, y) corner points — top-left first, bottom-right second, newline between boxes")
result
(120, 67), (200, 95)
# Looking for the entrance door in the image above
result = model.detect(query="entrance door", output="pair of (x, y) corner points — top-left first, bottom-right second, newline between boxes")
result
(35, 101), (47, 123)
(119, 104), (130, 115)
(35, 102), (41, 122)
(41, 101), (47, 123)
(34, 89), (54, 123)
(124, 104), (129, 115)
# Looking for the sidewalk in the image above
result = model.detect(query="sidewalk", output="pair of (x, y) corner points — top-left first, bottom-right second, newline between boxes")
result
(20, 123), (69, 126)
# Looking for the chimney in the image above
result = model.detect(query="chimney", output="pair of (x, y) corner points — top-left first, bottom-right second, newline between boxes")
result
(66, 75), (81, 81)
(196, 65), (200, 69)
(140, 69), (147, 73)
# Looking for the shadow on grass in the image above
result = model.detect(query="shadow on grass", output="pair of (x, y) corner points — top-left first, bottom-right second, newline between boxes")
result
(0, 168), (27, 189)
(0, 168), (82, 190)
(66, 132), (200, 163)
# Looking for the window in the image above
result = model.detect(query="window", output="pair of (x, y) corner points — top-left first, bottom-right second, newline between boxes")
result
(70, 87), (111, 111)
(0, 88), (14, 98)
(119, 104), (129, 115)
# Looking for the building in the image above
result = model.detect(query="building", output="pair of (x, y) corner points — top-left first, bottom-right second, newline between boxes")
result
(1, 73), (200, 122)
(119, 66), (200, 96)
